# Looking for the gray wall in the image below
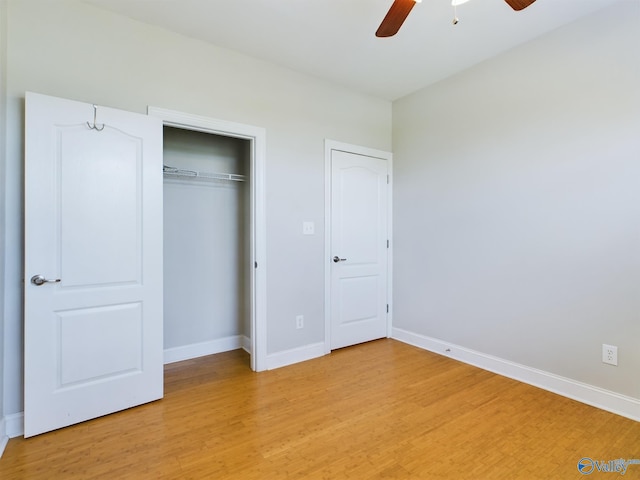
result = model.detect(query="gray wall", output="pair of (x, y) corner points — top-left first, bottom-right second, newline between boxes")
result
(1, 0), (391, 417)
(0, 0), (7, 437)
(393, 2), (640, 398)
(163, 128), (250, 349)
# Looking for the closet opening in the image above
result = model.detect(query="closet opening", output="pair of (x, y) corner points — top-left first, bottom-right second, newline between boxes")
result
(162, 126), (252, 368)
(149, 106), (267, 372)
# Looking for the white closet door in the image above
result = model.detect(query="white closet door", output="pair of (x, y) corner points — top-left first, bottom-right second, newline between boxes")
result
(24, 92), (164, 437)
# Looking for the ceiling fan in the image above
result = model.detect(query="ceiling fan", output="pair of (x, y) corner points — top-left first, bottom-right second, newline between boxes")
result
(376, 0), (537, 37)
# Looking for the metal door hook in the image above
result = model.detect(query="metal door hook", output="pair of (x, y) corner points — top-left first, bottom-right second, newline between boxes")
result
(86, 104), (105, 131)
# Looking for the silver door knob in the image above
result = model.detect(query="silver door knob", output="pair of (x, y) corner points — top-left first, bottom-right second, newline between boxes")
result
(30, 275), (61, 286)
(333, 256), (347, 263)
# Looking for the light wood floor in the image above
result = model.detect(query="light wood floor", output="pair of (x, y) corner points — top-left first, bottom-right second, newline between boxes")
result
(1, 339), (639, 479)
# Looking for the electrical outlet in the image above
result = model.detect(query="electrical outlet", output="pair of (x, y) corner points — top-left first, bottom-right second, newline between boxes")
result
(602, 344), (618, 366)
(296, 315), (304, 329)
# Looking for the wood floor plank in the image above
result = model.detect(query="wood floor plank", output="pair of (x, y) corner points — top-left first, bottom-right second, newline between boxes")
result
(1, 339), (639, 479)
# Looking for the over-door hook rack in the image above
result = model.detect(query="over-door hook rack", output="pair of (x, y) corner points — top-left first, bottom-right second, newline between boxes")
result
(86, 104), (105, 131)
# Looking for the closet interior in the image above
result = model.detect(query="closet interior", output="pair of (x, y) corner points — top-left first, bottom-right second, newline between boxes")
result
(162, 126), (252, 362)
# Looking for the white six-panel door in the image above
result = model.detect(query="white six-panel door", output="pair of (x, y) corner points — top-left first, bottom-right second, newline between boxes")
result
(330, 148), (390, 350)
(24, 92), (164, 437)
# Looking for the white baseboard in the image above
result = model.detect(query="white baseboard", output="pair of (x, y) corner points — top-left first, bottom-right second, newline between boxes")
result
(5, 412), (23, 439)
(392, 327), (640, 422)
(0, 416), (7, 458)
(242, 335), (252, 355)
(266, 342), (325, 370)
(164, 335), (247, 364)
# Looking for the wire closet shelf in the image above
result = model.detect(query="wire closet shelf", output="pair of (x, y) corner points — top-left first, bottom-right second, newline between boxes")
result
(163, 165), (246, 182)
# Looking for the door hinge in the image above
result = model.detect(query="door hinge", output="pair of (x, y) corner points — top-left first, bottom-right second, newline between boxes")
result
(386, 304), (389, 313)
(387, 174), (390, 184)
(387, 239), (389, 248)
(254, 261), (258, 269)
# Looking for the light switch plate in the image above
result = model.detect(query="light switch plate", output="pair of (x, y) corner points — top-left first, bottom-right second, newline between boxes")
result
(303, 221), (315, 235)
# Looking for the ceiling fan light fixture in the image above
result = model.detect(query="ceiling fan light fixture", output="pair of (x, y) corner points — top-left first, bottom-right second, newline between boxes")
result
(451, 0), (471, 25)
(376, 0), (536, 37)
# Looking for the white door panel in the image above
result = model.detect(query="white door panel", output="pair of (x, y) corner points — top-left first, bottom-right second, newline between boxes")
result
(57, 303), (143, 386)
(60, 127), (142, 287)
(24, 92), (163, 437)
(330, 149), (389, 350)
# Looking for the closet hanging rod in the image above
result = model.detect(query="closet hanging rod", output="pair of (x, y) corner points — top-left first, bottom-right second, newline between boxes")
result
(163, 165), (246, 182)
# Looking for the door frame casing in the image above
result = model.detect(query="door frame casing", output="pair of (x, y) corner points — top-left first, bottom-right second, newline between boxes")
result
(324, 140), (393, 354)
(148, 107), (267, 372)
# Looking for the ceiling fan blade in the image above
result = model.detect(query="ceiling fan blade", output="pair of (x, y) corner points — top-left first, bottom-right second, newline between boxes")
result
(376, 0), (418, 38)
(504, 0), (537, 11)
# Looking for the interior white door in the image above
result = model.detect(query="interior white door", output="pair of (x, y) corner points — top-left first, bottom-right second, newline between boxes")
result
(330, 149), (389, 350)
(24, 92), (164, 437)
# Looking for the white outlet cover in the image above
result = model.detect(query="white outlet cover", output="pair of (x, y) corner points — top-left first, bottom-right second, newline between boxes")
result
(602, 344), (618, 366)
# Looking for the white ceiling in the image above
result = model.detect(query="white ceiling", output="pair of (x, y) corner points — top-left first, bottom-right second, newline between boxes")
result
(85, 0), (623, 100)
